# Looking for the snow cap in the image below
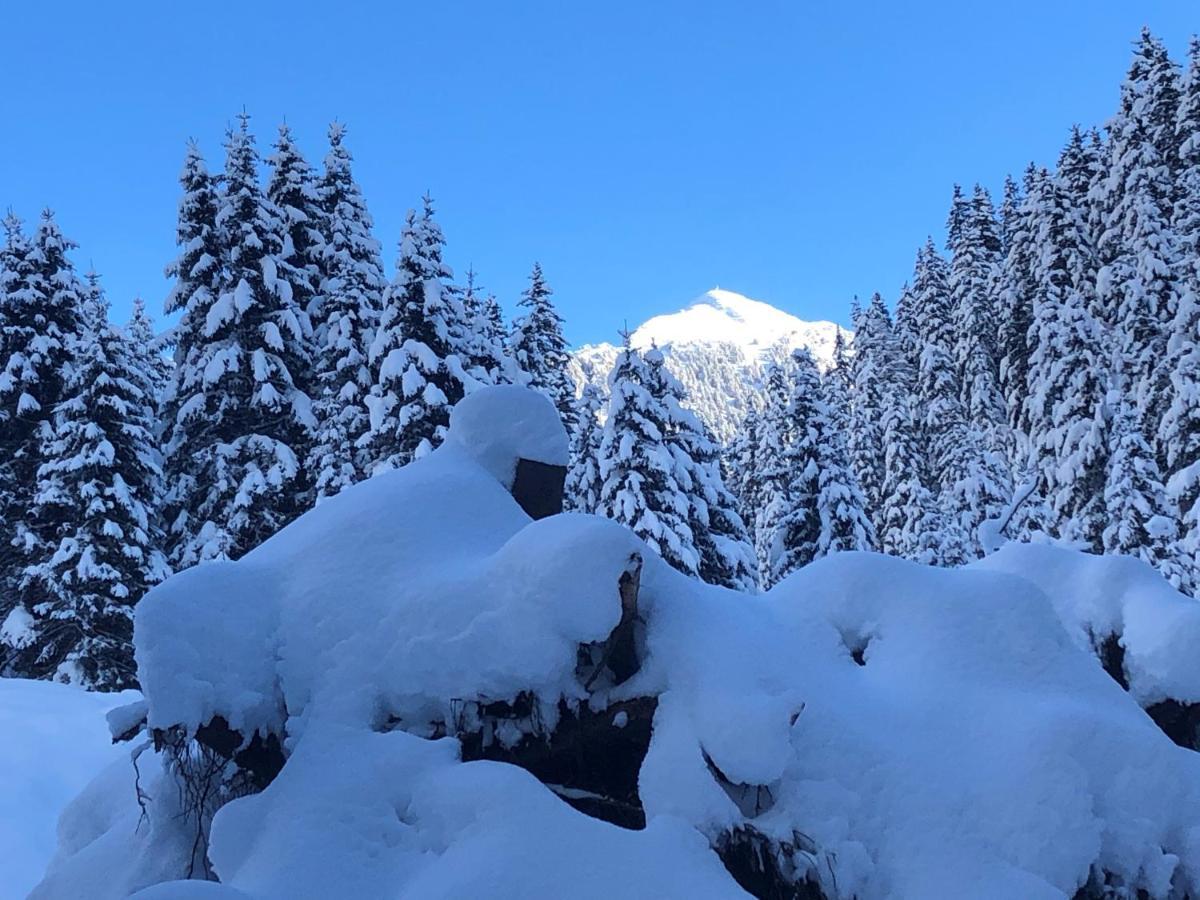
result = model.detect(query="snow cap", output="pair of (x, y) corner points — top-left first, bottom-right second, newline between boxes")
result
(447, 386), (568, 489)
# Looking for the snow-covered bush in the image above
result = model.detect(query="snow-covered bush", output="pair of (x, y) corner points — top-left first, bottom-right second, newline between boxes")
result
(30, 387), (1200, 900)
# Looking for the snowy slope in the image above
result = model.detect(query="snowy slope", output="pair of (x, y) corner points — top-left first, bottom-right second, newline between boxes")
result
(0, 680), (139, 900)
(29, 387), (1200, 900)
(570, 289), (849, 443)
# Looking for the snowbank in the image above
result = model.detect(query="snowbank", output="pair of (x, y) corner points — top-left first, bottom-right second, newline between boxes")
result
(29, 388), (1200, 899)
(0, 680), (139, 900)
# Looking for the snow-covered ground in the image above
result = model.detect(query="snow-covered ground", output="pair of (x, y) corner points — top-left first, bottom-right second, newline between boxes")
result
(0, 679), (139, 900)
(19, 387), (1200, 899)
(571, 289), (849, 442)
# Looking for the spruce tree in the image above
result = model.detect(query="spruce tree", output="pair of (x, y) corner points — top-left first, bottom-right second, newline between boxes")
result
(0, 213), (41, 623)
(565, 383), (604, 514)
(1162, 37), (1200, 587)
(12, 286), (167, 689)
(124, 297), (170, 401)
(1094, 30), (1181, 444)
(727, 408), (762, 535)
(307, 122), (386, 501)
(163, 117), (315, 567)
(753, 361), (792, 584)
(363, 195), (476, 471)
(0, 211), (88, 644)
(160, 141), (225, 565)
(644, 348), (756, 591)
(1024, 170), (1110, 551)
(596, 338), (699, 578)
(876, 346), (953, 564)
(998, 165), (1040, 450)
(1104, 396), (1191, 593)
(948, 185), (1006, 448)
(510, 262), (575, 430)
(461, 267), (519, 386)
(764, 349), (873, 586)
(847, 293), (892, 528)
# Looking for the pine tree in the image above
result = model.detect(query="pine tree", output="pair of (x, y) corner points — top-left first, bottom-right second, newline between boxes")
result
(644, 348), (756, 591)
(307, 122), (387, 501)
(160, 141), (225, 565)
(1162, 37), (1200, 588)
(510, 263), (575, 430)
(948, 185), (1007, 448)
(363, 195), (476, 471)
(163, 116), (315, 567)
(124, 297), (170, 400)
(847, 293), (892, 528)
(596, 338), (698, 577)
(565, 382), (604, 513)
(753, 361), (792, 583)
(1094, 30), (1181, 444)
(461, 267), (519, 385)
(11, 285), (167, 689)
(876, 347), (953, 564)
(998, 165), (1040, 450)
(265, 123), (324, 388)
(824, 327), (854, 440)
(727, 408), (762, 534)
(1024, 170), (1110, 551)
(1104, 397), (1191, 592)
(763, 349), (872, 586)
(0, 213), (41, 621)
(0, 211), (88, 641)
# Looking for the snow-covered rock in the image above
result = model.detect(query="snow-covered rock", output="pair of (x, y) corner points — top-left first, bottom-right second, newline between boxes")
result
(571, 289), (849, 442)
(28, 388), (1200, 900)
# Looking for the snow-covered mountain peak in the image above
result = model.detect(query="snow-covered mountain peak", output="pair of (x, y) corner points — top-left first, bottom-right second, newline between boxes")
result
(625, 288), (846, 366)
(570, 289), (850, 443)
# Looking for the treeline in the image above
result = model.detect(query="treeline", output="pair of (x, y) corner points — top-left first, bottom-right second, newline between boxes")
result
(722, 30), (1200, 593)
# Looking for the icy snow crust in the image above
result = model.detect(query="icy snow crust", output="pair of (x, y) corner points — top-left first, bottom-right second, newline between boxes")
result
(33, 387), (1200, 898)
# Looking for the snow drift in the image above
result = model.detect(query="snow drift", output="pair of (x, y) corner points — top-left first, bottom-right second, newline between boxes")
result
(29, 386), (1200, 899)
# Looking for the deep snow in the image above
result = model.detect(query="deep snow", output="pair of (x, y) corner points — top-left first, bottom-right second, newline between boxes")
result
(21, 386), (1200, 899)
(0, 679), (139, 900)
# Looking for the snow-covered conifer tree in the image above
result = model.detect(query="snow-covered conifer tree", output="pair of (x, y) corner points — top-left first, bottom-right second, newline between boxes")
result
(1024, 170), (1110, 551)
(0, 211), (87, 642)
(1105, 396), (1191, 593)
(510, 263), (575, 430)
(11, 285), (167, 688)
(160, 141), (225, 565)
(596, 338), (698, 578)
(307, 122), (387, 501)
(1162, 37), (1200, 588)
(124, 297), (170, 401)
(564, 382), (604, 513)
(461, 267), (519, 386)
(847, 293), (892, 527)
(162, 117), (315, 566)
(644, 348), (756, 591)
(764, 349), (873, 586)
(363, 195), (476, 471)
(727, 408), (762, 535)
(753, 361), (793, 583)
(1094, 30), (1181, 443)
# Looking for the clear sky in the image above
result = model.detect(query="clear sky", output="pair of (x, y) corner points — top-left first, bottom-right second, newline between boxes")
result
(1, 1), (1196, 346)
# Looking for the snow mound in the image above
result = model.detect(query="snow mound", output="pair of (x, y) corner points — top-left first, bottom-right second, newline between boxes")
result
(30, 389), (1200, 899)
(0, 680), (140, 900)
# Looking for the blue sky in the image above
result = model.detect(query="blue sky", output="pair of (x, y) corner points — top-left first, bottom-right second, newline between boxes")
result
(1, 2), (1195, 346)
